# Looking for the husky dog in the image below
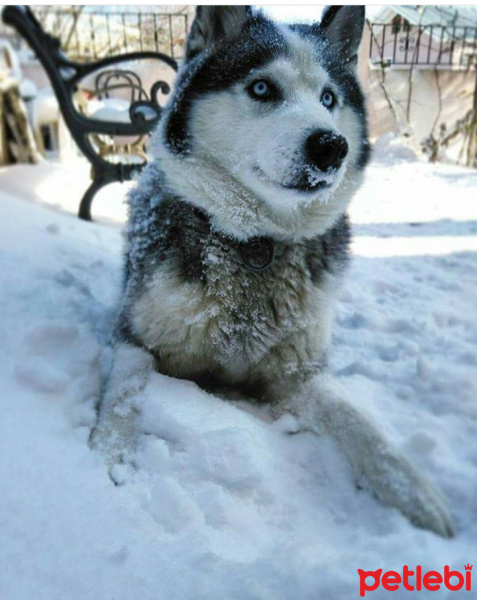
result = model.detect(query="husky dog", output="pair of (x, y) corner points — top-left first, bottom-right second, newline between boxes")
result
(92, 6), (454, 537)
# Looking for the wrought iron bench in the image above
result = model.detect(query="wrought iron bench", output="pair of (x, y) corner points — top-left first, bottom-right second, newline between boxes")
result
(2, 5), (178, 220)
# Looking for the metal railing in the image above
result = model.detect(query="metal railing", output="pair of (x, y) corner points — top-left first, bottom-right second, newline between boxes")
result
(1, 7), (190, 61)
(369, 23), (477, 68)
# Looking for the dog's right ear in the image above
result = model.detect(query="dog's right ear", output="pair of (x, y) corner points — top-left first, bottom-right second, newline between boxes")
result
(320, 6), (366, 67)
(185, 6), (252, 61)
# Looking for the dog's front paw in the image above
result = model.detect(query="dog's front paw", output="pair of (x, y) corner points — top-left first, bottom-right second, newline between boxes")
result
(360, 448), (455, 538)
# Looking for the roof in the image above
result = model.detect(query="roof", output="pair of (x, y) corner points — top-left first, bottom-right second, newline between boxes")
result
(371, 5), (477, 28)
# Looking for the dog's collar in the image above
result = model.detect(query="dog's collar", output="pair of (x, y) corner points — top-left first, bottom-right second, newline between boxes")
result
(237, 237), (275, 272)
(189, 203), (275, 272)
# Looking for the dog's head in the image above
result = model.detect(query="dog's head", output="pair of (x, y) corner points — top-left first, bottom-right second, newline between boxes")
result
(157, 6), (369, 240)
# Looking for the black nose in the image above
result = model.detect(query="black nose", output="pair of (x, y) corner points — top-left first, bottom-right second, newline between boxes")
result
(305, 130), (348, 172)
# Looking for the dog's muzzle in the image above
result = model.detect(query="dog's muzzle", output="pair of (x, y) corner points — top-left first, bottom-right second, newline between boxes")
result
(305, 130), (348, 172)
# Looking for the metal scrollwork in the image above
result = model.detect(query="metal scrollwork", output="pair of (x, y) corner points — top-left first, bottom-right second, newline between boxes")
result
(129, 101), (162, 126)
(129, 80), (172, 126)
(151, 80), (171, 104)
(2, 4), (178, 221)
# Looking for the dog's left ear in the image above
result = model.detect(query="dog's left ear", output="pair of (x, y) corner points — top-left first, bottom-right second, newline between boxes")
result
(320, 6), (365, 67)
(185, 6), (253, 61)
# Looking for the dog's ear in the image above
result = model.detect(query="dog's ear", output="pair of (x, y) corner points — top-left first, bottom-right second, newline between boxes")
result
(185, 6), (253, 61)
(320, 6), (365, 67)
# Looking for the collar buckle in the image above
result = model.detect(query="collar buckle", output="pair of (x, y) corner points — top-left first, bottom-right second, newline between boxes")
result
(238, 238), (274, 272)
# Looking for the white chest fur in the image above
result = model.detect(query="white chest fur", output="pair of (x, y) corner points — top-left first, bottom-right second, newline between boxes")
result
(130, 248), (338, 388)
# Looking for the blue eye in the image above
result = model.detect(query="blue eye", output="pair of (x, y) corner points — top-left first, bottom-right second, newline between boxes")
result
(247, 79), (281, 103)
(321, 90), (336, 109)
(251, 80), (270, 98)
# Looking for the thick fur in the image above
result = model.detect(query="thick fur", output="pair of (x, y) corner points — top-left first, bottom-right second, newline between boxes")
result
(91, 6), (454, 538)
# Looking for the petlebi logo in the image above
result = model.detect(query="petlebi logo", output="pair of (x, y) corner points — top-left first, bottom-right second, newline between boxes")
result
(358, 564), (472, 597)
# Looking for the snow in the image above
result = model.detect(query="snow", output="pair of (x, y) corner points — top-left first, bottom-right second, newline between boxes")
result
(87, 98), (132, 123)
(0, 148), (476, 599)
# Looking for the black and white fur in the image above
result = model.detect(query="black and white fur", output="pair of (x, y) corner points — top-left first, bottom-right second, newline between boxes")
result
(91, 6), (454, 538)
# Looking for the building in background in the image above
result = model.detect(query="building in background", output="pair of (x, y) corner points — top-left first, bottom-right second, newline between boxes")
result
(1, 5), (476, 167)
(362, 5), (477, 166)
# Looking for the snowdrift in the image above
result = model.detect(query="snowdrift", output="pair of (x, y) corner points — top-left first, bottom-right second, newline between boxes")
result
(0, 157), (476, 599)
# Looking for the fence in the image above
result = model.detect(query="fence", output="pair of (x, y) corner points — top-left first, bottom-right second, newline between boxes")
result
(369, 23), (477, 69)
(1, 7), (190, 61)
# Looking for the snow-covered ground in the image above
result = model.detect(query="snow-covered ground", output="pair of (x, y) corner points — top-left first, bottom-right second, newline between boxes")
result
(0, 146), (476, 599)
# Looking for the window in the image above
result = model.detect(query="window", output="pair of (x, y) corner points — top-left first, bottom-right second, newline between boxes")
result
(391, 15), (402, 35)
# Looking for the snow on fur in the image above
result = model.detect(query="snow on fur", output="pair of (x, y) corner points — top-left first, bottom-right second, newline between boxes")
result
(0, 147), (476, 599)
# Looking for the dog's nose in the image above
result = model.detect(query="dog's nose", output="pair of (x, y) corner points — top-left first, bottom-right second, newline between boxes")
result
(305, 130), (348, 172)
